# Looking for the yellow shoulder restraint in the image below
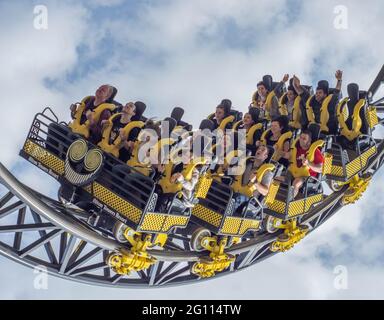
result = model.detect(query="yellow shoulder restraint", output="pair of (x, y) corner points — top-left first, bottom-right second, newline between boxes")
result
(68, 96), (92, 133)
(218, 115), (235, 130)
(232, 120), (243, 131)
(271, 131), (293, 162)
(260, 129), (271, 145)
(337, 98), (365, 142)
(232, 160), (275, 198)
(207, 113), (215, 120)
(278, 93), (289, 116)
(306, 94), (333, 133)
(246, 123), (263, 145)
(98, 113), (145, 157)
(252, 91), (276, 121)
(291, 96), (302, 129)
(213, 150), (245, 182)
(278, 94), (302, 129)
(68, 97), (116, 138)
(158, 157), (208, 194)
(261, 129), (292, 151)
(289, 138), (324, 178)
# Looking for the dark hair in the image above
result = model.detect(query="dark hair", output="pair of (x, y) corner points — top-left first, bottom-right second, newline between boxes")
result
(216, 104), (228, 116)
(257, 81), (267, 88)
(301, 129), (313, 141)
(271, 116), (288, 131)
(144, 119), (161, 137)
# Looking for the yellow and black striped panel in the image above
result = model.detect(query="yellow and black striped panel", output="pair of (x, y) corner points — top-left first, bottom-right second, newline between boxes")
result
(161, 215), (189, 233)
(304, 194), (323, 212)
(346, 156), (363, 178)
(265, 181), (280, 205)
(140, 213), (166, 232)
(192, 204), (222, 228)
(23, 140), (64, 175)
(360, 146), (376, 168)
(322, 153), (333, 175)
(195, 177), (212, 199)
(288, 199), (305, 218)
(93, 182), (142, 224)
(330, 165), (344, 177)
(366, 107), (379, 129)
(267, 199), (286, 215)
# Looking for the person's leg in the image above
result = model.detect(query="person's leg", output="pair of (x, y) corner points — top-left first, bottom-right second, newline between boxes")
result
(275, 175), (285, 182)
(292, 177), (304, 198)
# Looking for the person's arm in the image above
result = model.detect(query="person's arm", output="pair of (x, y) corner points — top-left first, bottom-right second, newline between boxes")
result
(282, 140), (291, 159)
(293, 75), (310, 101)
(273, 74), (289, 95)
(254, 171), (273, 196)
(303, 149), (324, 173)
(270, 96), (280, 118)
(179, 168), (200, 191)
(335, 70), (343, 92)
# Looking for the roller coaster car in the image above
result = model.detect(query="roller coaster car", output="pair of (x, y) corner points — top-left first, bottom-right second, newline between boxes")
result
(190, 150), (266, 240)
(20, 109), (190, 238)
(327, 87), (378, 184)
(263, 124), (330, 227)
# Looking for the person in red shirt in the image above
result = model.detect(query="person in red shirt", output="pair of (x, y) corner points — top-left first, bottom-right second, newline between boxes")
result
(292, 130), (324, 198)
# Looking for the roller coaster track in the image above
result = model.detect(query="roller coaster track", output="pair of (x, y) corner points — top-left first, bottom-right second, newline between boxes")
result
(1, 69), (384, 288)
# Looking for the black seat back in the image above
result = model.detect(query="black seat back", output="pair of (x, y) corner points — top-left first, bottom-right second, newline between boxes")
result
(308, 123), (321, 142)
(199, 119), (215, 131)
(132, 101), (147, 121)
(171, 107), (184, 122)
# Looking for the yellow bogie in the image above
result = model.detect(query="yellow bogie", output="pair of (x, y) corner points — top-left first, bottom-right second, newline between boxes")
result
(341, 173), (372, 205)
(107, 225), (168, 275)
(191, 237), (235, 278)
(270, 220), (309, 252)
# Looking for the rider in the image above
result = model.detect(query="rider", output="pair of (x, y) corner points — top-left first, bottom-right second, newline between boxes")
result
(258, 116), (291, 167)
(70, 84), (117, 144)
(291, 130), (324, 198)
(251, 74), (289, 120)
(212, 103), (229, 130)
(233, 144), (274, 216)
(103, 102), (139, 162)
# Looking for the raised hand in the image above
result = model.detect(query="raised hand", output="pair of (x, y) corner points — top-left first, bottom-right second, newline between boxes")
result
(335, 70), (343, 81)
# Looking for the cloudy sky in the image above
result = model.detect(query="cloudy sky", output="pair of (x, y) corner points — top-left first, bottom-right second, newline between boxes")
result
(1, 0), (384, 299)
